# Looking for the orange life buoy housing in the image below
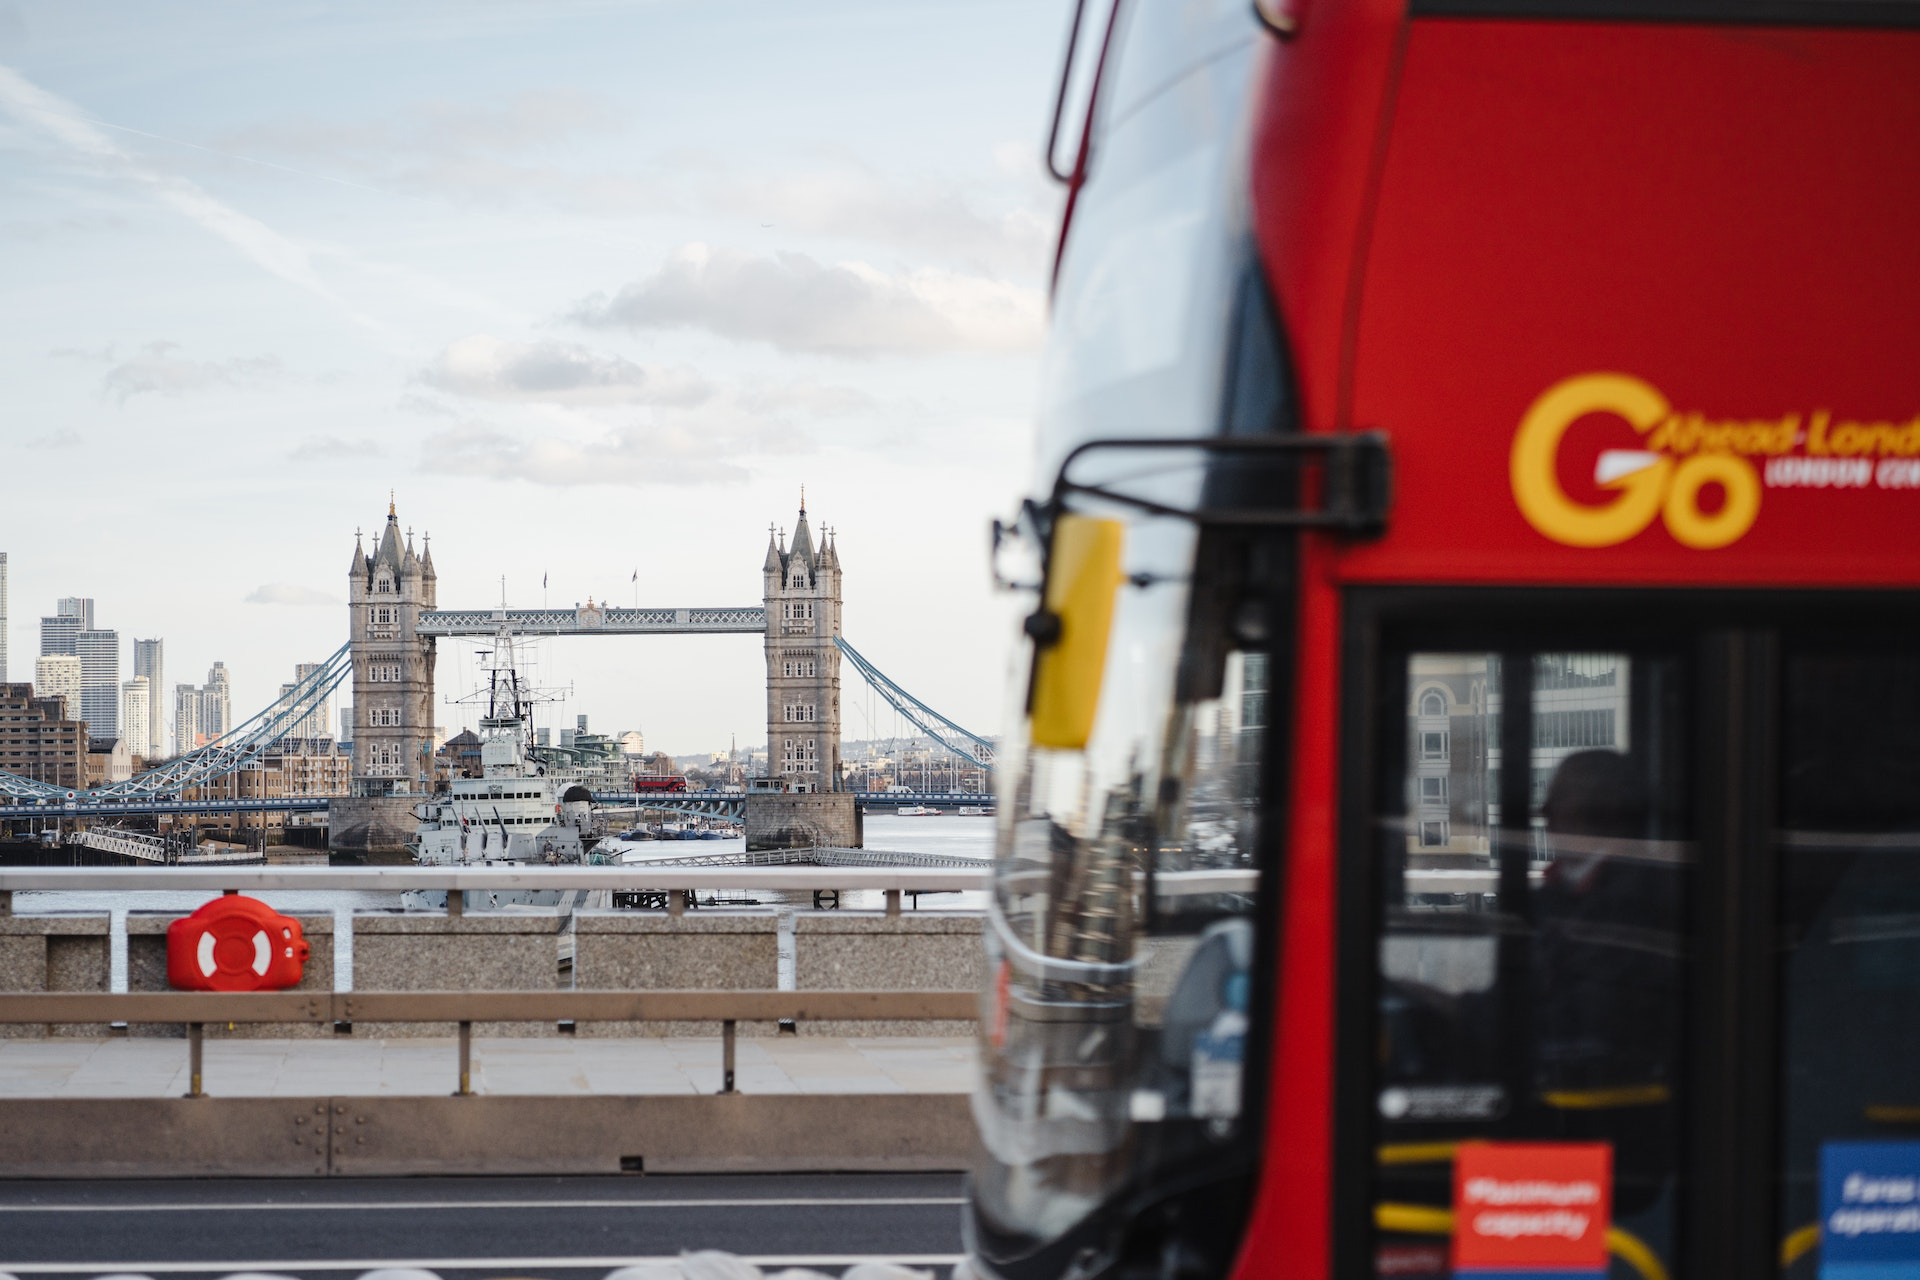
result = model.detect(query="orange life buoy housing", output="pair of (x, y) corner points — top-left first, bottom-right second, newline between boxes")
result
(165, 896), (310, 992)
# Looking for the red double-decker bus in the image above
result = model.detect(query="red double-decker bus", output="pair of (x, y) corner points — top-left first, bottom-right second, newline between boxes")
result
(964, 2), (1920, 1278)
(632, 775), (688, 794)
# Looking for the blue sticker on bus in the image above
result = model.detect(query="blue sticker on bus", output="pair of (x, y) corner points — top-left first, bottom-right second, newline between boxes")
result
(1821, 1141), (1920, 1279)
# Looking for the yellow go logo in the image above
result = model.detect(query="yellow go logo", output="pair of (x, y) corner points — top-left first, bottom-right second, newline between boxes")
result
(1510, 373), (1761, 550)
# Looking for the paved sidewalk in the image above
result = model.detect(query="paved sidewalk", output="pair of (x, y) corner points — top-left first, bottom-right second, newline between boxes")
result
(0, 1035), (976, 1098)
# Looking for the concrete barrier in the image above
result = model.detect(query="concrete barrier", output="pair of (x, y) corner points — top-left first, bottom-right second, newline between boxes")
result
(0, 914), (109, 1038)
(352, 914), (562, 1036)
(796, 913), (984, 1035)
(0, 1092), (973, 1176)
(573, 911), (779, 1036)
(125, 913), (335, 1038)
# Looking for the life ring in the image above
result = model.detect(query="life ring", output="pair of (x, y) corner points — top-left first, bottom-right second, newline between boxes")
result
(165, 895), (310, 992)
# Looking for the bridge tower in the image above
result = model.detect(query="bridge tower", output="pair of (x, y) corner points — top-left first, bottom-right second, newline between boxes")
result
(347, 498), (437, 797)
(762, 496), (842, 791)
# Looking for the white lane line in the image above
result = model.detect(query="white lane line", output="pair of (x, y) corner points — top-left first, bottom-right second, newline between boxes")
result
(0, 1197), (963, 1213)
(0, 1255), (968, 1273)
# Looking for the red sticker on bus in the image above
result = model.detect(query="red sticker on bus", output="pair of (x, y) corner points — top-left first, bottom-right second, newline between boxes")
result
(1451, 1142), (1611, 1276)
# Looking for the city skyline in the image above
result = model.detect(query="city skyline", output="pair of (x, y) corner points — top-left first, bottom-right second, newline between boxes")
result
(0, 1), (1064, 755)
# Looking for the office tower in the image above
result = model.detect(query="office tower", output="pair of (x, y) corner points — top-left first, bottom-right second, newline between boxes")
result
(132, 639), (164, 759)
(174, 683), (204, 755)
(39, 601), (83, 658)
(121, 677), (151, 762)
(276, 661), (333, 743)
(39, 600), (114, 739)
(204, 662), (231, 739)
(0, 552), (9, 684)
(34, 654), (82, 718)
(76, 627), (119, 740)
(340, 705), (353, 743)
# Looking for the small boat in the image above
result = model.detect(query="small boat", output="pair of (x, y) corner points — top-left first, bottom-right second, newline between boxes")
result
(957, 805), (995, 817)
(897, 805), (941, 817)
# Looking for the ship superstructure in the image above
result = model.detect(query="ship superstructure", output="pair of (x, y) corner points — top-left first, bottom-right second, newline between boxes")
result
(412, 626), (595, 866)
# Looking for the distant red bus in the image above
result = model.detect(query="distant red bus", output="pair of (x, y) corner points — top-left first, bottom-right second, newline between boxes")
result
(631, 775), (687, 794)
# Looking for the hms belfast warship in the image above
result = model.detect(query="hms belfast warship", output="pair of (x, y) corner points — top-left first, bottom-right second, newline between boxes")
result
(404, 627), (606, 912)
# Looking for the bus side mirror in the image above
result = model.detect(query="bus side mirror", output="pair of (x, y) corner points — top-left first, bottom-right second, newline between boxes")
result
(1027, 514), (1126, 751)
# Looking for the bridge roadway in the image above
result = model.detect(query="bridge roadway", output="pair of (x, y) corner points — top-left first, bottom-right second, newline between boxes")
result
(0, 1173), (965, 1278)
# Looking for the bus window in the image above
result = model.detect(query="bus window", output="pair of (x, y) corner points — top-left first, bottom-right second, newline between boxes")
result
(1777, 644), (1920, 1274)
(1372, 650), (1691, 1280)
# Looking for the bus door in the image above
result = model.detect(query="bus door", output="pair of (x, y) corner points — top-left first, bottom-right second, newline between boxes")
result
(1340, 592), (1920, 1280)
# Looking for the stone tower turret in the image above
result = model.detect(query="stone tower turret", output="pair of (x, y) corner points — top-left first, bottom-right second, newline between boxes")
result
(347, 497), (438, 796)
(762, 494), (843, 792)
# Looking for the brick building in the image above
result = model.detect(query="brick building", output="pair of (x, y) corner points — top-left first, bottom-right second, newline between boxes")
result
(0, 683), (86, 794)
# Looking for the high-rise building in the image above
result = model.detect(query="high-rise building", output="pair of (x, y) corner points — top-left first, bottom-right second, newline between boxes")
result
(0, 551), (9, 685)
(762, 498), (844, 792)
(40, 600), (116, 739)
(174, 683), (204, 755)
(76, 627), (120, 740)
(39, 598), (87, 659)
(121, 677), (151, 763)
(34, 654), (82, 720)
(132, 639), (164, 760)
(203, 662), (231, 739)
(275, 661), (334, 743)
(170, 663), (232, 755)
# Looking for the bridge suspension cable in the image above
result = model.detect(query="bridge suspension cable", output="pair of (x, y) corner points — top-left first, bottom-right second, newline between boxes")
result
(832, 637), (995, 772)
(0, 641), (353, 803)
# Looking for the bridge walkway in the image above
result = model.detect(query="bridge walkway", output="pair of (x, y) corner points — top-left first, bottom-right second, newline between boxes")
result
(0, 1033), (973, 1099)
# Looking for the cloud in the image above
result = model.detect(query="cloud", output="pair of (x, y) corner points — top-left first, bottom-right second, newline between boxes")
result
(24, 427), (81, 450)
(417, 335), (712, 406)
(701, 163), (1056, 275)
(734, 376), (877, 418)
(423, 414), (808, 489)
(0, 65), (388, 337)
(569, 243), (1045, 357)
(48, 343), (115, 362)
(245, 583), (339, 606)
(101, 347), (282, 403)
(220, 90), (653, 215)
(289, 435), (382, 461)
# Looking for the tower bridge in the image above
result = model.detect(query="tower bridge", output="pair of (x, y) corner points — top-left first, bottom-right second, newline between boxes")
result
(0, 499), (994, 847)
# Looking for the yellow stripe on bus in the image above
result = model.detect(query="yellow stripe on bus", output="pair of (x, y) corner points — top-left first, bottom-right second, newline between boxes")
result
(1782, 1222), (1822, 1267)
(1541, 1084), (1671, 1109)
(1372, 1204), (1668, 1280)
(1376, 1142), (1459, 1166)
(1865, 1104), (1920, 1125)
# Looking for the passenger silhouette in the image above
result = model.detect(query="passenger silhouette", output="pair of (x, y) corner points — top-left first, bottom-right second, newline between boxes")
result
(1533, 748), (1683, 1217)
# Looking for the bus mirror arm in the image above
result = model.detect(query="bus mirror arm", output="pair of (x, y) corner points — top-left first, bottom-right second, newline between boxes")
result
(1050, 432), (1394, 537)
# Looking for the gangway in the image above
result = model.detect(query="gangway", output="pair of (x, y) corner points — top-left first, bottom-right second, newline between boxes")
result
(63, 827), (266, 865)
(66, 825), (172, 864)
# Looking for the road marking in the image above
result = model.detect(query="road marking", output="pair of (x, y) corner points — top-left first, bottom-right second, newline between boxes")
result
(0, 1197), (963, 1213)
(0, 1255), (968, 1273)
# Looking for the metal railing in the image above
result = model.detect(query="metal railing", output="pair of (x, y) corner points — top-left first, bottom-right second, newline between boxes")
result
(0, 989), (975, 1099)
(0, 863), (991, 919)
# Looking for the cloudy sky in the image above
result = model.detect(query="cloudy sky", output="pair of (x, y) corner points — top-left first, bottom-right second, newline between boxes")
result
(0, 0), (1070, 757)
